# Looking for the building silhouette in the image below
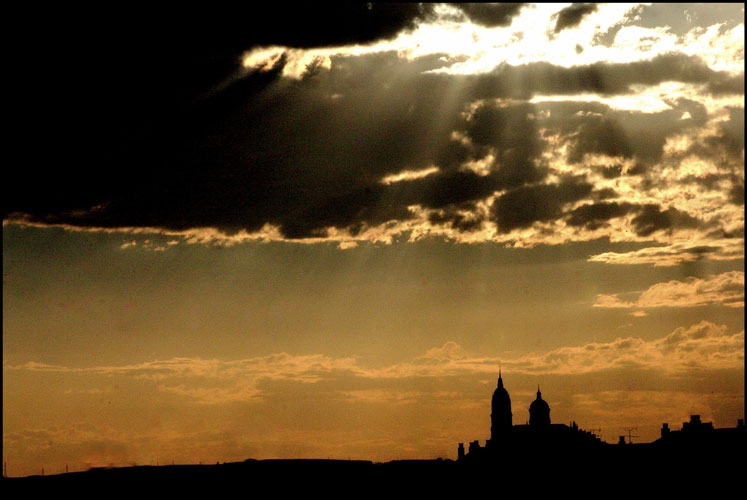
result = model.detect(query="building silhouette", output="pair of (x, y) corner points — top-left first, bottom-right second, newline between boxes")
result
(489, 369), (512, 444)
(458, 372), (602, 462)
(457, 371), (745, 469)
(653, 413), (745, 452)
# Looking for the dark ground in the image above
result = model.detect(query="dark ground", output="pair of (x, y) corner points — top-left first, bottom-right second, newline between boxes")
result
(3, 448), (745, 497)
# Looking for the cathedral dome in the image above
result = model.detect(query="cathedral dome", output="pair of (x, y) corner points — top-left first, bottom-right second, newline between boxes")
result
(529, 387), (551, 427)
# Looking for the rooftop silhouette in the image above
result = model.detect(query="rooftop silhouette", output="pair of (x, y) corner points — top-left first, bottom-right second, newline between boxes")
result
(457, 371), (745, 479)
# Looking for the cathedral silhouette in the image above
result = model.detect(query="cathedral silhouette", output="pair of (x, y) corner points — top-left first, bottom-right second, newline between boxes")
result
(458, 371), (603, 462)
(456, 371), (744, 465)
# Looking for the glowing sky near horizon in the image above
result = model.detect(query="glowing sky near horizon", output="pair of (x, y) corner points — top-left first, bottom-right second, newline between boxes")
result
(3, 3), (743, 477)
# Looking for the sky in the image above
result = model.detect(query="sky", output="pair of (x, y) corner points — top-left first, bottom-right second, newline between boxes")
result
(3, 3), (744, 477)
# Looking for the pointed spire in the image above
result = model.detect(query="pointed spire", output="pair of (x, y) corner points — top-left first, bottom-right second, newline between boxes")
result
(498, 368), (503, 388)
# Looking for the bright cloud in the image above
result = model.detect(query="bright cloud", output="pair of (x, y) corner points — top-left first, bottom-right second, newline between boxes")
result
(593, 271), (744, 308)
(7, 321), (743, 404)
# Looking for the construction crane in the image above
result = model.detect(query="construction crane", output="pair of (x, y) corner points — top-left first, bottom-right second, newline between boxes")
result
(622, 426), (639, 444)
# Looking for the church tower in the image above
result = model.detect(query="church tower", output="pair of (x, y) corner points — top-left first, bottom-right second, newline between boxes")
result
(490, 370), (513, 442)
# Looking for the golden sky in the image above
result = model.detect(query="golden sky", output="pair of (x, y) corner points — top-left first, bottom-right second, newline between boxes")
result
(3, 3), (744, 477)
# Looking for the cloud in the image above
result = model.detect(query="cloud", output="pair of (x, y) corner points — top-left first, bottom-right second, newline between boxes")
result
(509, 321), (744, 377)
(417, 341), (468, 362)
(593, 271), (745, 309)
(630, 204), (701, 237)
(588, 237), (745, 266)
(552, 3), (599, 33)
(9, 53), (739, 236)
(566, 201), (634, 230)
(455, 3), (527, 28)
(242, 3), (436, 49)
(492, 176), (593, 232)
(4, 4), (743, 268)
(7, 321), (743, 405)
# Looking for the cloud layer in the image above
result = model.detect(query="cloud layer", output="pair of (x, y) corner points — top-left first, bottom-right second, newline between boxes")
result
(4, 320), (743, 472)
(5, 4), (743, 267)
(7, 320), (743, 404)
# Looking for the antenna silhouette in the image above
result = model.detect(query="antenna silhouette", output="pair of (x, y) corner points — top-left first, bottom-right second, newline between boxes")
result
(623, 426), (639, 444)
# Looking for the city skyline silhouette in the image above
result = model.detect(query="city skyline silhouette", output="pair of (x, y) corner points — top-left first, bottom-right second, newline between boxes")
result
(4, 369), (744, 496)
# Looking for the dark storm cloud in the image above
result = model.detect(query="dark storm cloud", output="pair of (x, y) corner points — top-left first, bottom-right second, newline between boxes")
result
(8, 46), (549, 239)
(5, 6), (742, 241)
(236, 3), (436, 49)
(461, 101), (547, 187)
(552, 3), (598, 33)
(280, 94), (547, 236)
(93, 51), (477, 238)
(568, 114), (634, 163)
(414, 170), (500, 210)
(535, 96), (717, 168)
(428, 205), (485, 233)
(5, 3), (433, 220)
(631, 205), (701, 237)
(491, 176), (594, 233)
(111, 3), (435, 53)
(454, 3), (527, 28)
(488, 53), (733, 98)
(563, 200), (707, 237)
(566, 202), (635, 231)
